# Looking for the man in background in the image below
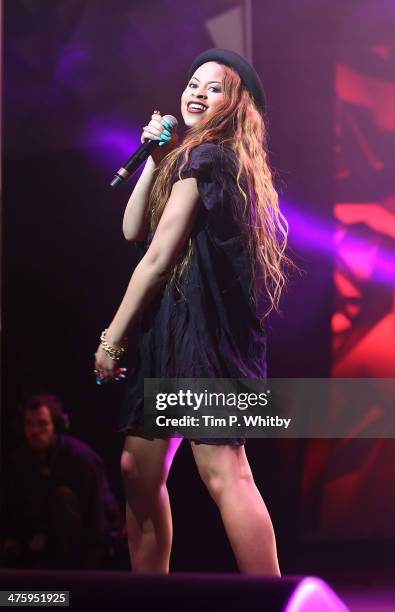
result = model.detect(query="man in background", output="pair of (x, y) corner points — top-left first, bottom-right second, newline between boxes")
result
(1, 392), (122, 569)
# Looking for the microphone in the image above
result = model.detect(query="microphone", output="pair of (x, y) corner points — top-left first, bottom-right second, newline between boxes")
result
(110, 114), (178, 188)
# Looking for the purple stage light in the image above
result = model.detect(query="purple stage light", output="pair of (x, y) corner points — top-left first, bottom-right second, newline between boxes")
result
(284, 576), (349, 611)
(282, 200), (395, 285)
(84, 115), (142, 176)
(281, 200), (335, 255)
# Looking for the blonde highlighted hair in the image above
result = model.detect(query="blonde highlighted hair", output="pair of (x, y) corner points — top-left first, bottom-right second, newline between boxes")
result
(148, 64), (291, 322)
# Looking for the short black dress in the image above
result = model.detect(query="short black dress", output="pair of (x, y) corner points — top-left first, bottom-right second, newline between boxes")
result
(118, 142), (268, 445)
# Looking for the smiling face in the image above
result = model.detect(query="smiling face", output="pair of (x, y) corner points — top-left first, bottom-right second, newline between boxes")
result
(181, 61), (225, 127)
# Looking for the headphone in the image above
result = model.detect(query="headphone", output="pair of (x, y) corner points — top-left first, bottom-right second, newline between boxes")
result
(16, 392), (71, 436)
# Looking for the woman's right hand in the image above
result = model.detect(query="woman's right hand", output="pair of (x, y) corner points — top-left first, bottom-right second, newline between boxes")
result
(141, 112), (178, 166)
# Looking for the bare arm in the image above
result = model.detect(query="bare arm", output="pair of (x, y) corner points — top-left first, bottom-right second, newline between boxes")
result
(122, 112), (177, 241)
(106, 177), (200, 345)
(122, 156), (156, 241)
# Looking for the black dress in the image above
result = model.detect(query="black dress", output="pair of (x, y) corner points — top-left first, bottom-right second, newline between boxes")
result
(118, 142), (267, 445)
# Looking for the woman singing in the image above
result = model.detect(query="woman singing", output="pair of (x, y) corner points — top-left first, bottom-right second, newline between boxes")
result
(94, 49), (289, 576)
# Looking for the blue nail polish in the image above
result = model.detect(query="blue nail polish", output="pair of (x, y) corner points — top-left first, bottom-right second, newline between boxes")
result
(161, 119), (170, 128)
(154, 135), (162, 140)
(162, 129), (171, 137)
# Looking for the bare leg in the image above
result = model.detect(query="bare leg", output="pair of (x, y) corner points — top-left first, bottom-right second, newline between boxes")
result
(190, 441), (281, 576)
(121, 436), (182, 573)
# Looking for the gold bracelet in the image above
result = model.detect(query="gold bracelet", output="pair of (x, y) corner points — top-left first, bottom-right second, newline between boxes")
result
(100, 329), (128, 361)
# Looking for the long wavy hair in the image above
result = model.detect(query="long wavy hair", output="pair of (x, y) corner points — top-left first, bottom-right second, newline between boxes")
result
(148, 64), (291, 322)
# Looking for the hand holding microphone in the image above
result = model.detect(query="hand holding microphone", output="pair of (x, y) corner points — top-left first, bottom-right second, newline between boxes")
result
(110, 111), (178, 188)
(141, 110), (179, 166)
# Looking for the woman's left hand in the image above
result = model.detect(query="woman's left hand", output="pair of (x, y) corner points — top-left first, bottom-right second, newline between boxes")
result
(94, 344), (127, 385)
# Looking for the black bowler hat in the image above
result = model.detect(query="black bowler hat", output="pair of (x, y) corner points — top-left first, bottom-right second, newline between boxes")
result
(187, 48), (266, 114)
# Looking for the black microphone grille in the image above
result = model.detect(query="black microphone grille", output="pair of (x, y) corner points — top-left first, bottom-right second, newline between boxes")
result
(162, 114), (178, 131)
